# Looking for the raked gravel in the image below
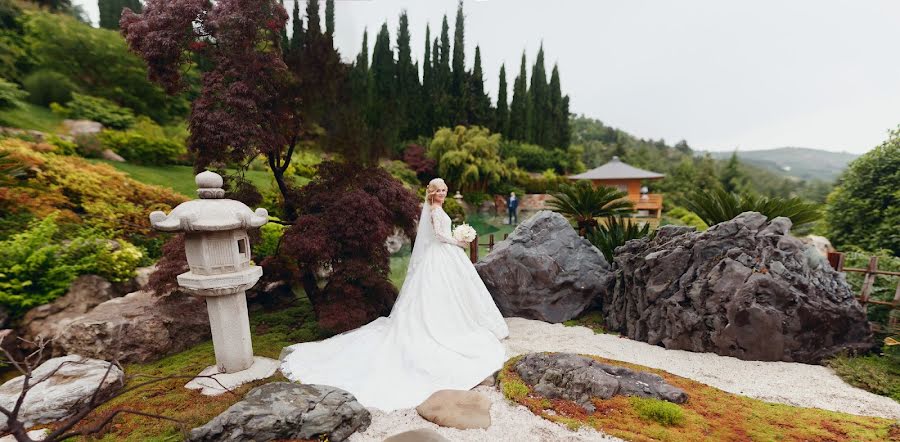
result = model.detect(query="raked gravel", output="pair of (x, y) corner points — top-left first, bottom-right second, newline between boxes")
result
(349, 317), (900, 442)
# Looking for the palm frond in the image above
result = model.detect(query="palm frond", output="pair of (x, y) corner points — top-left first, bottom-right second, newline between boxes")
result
(685, 187), (822, 228)
(586, 216), (654, 262)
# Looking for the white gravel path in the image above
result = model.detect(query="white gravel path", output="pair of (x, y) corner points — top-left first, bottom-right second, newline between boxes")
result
(349, 318), (900, 442)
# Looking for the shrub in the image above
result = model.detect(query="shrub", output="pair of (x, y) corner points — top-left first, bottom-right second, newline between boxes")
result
(685, 187), (821, 228)
(502, 379), (530, 401)
(73, 132), (104, 157)
(402, 143), (436, 181)
(547, 181), (633, 235)
(380, 159), (419, 189)
(629, 397), (685, 426)
(443, 197), (466, 224)
(587, 217), (654, 262)
(255, 221), (285, 259)
(826, 129), (900, 255)
(97, 129), (186, 165)
(841, 247), (900, 328)
(462, 190), (489, 207)
(501, 141), (557, 172)
(0, 215), (143, 316)
(0, 78), (26, 109)
(666, 206), (708, 231)
(46, 135), (77, 155)
(21, 70), (76, 106)
(827, 349), (900, 402)
(51, 93), (136, 129)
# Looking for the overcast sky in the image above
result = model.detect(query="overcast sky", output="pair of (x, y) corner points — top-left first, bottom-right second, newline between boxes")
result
(75, 0), (900, 154)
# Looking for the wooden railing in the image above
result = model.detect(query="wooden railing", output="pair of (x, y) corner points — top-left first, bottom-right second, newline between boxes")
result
(629, 193), (663, 212)
(468, 233), (508, 263)
(828, 252), (900, 333)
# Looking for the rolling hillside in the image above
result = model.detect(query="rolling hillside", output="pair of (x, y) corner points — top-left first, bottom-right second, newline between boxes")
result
(709, 147), (858, 182)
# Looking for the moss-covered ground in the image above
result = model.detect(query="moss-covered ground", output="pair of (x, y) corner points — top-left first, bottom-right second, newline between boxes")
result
(498, 354), (900, 442)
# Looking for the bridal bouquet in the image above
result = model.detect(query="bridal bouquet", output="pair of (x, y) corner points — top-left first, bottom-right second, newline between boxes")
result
(452, 223), (477, 243)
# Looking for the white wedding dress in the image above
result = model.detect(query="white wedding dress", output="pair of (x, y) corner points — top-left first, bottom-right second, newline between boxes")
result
(280, 201), (509, 411)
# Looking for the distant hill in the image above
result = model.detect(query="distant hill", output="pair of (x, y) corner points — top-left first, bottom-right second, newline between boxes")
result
(708, 148), (858, 182)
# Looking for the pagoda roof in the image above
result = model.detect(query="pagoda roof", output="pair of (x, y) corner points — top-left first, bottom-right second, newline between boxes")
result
(568, 156), (665, 180)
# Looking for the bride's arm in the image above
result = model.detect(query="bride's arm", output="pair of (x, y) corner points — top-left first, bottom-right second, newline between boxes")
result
(431, 209), (468, 248)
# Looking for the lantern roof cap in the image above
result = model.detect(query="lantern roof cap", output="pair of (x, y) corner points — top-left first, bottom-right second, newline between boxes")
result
(149, 171), (269, 232)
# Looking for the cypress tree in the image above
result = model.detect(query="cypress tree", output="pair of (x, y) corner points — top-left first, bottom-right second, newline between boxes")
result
(350, 29), (370, 107)
(370, 23), (398, 147)
(528, 44), (548, 146)
(291, 0), (305, 54)
(280, 0), (290, 55)
(422, 25), (434, 134)
(548, 64), (562, 148)
(509, 52), (528, 141)
(306, 0), (321, 36)
(495, 64), (509, 136)
(468, 46), (492, 127)
(396, 11), (419, 139)
(325, 0), (334, 38)
(451, 0), (468, 124)
(98, 0), (141, 30)
(433, 16), (452, 128)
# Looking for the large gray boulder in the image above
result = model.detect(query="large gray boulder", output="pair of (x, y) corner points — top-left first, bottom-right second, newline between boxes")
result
(189, 383), (370, 442)
(21, 274), (138, 357)
(606, 212), (874, 364)
(0, 355), (123, 432)
(55, 290), (210, 364)
(475, 211), (614, 323)
(514, 353), (687, 413)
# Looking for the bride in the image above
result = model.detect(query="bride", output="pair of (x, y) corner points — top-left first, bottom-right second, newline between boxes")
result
(280, 178), (509, 411)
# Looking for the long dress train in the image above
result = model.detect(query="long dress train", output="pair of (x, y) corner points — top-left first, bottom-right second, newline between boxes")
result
(280, 205), (509, 412)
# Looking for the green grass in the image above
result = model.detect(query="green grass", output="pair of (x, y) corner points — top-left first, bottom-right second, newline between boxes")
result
(389, 244), (412, 289)
(563, 310), (608, 334)
(828, 349), (900, 402)
(630, 397), (686, 426)
(466, 213), (518, 260)
(0, 102), (65, 133)
(94, 161), (278, 198)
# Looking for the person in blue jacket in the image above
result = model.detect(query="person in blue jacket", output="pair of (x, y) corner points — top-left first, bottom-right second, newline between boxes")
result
(507, 192), (519, 225)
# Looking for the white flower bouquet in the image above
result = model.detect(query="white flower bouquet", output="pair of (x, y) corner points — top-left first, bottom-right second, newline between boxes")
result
(452, 223), (477, 244)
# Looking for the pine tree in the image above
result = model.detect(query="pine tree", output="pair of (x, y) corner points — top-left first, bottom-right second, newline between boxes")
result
(495, 64), (509, 136)
(720, 151), (744, 193)
(509, 52), (528, 141)
(98, 0), (142, 30)
(528, 44), (548, 146)
(468, 46), (492, 127)
(291, 0), (304, 54)
(325, 0), (334, 39)
(432, 15), (452, 129)
(451, 0), (468, 124)
(306, 0), (321, 36)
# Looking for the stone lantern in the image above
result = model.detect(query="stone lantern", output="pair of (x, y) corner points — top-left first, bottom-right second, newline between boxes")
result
(149, 171), (278, 395)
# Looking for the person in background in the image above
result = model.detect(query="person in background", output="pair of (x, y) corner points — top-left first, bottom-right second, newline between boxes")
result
(507, 192), (519, 225)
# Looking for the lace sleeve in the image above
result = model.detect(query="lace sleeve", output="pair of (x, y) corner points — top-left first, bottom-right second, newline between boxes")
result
(431, 209), (460, 245)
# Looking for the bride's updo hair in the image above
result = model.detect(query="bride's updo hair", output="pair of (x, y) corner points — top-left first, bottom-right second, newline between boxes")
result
(426, 178), (447, 205)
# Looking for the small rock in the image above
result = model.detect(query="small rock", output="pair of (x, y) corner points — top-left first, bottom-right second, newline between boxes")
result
(384, 428), (451, 442)
(416, 390), (492, 430)
(514, 353), (688, 412)
(0, 329), (23, 363)
(0, 428), (49, 442)
(62, 119), (103, 136)
(0, 355), (123, 432)
(56, 290), (210, 364)
(100, 148), (125, 162)
(189, 383), (370, 442)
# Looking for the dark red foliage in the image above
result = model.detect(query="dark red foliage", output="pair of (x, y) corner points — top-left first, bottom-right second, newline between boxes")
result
(147, 234), (188, 296)
(402, 144), (436, 181)
(276, 161), (419, 332)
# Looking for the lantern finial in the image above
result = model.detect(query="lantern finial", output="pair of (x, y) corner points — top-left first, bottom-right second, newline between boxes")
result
(196, 170), (225, 199)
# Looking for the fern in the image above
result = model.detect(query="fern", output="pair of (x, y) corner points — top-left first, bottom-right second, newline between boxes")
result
(685, 187), (821, 228)
(586, 217), (653, 262)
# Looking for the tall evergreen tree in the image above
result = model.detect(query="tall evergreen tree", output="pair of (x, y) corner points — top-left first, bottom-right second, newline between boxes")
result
(432, 15), (452, 128)
(720, 151), (745, 193)
(548, 64), (571, 148)
(280, 0), (290, 55)
(325, 0), (334, 38)
(396, 11), (420, 139)
(468, 45), (492, 127)
(422, 25), (434, 134)
(509, 52), (528, 141)
(451, 0), (468, 124)
(306, 0), (320, 36)
(291, 0), (304, 53)
(495, 64), (509, 136)
(527, 44), (548, 146)
(350, 29), (369, 107)
(98, 0), (141, 30)
(370, 23), (398, 148)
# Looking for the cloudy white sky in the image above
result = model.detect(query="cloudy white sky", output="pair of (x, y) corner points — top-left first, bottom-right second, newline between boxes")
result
(75, 0), (900, 154)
